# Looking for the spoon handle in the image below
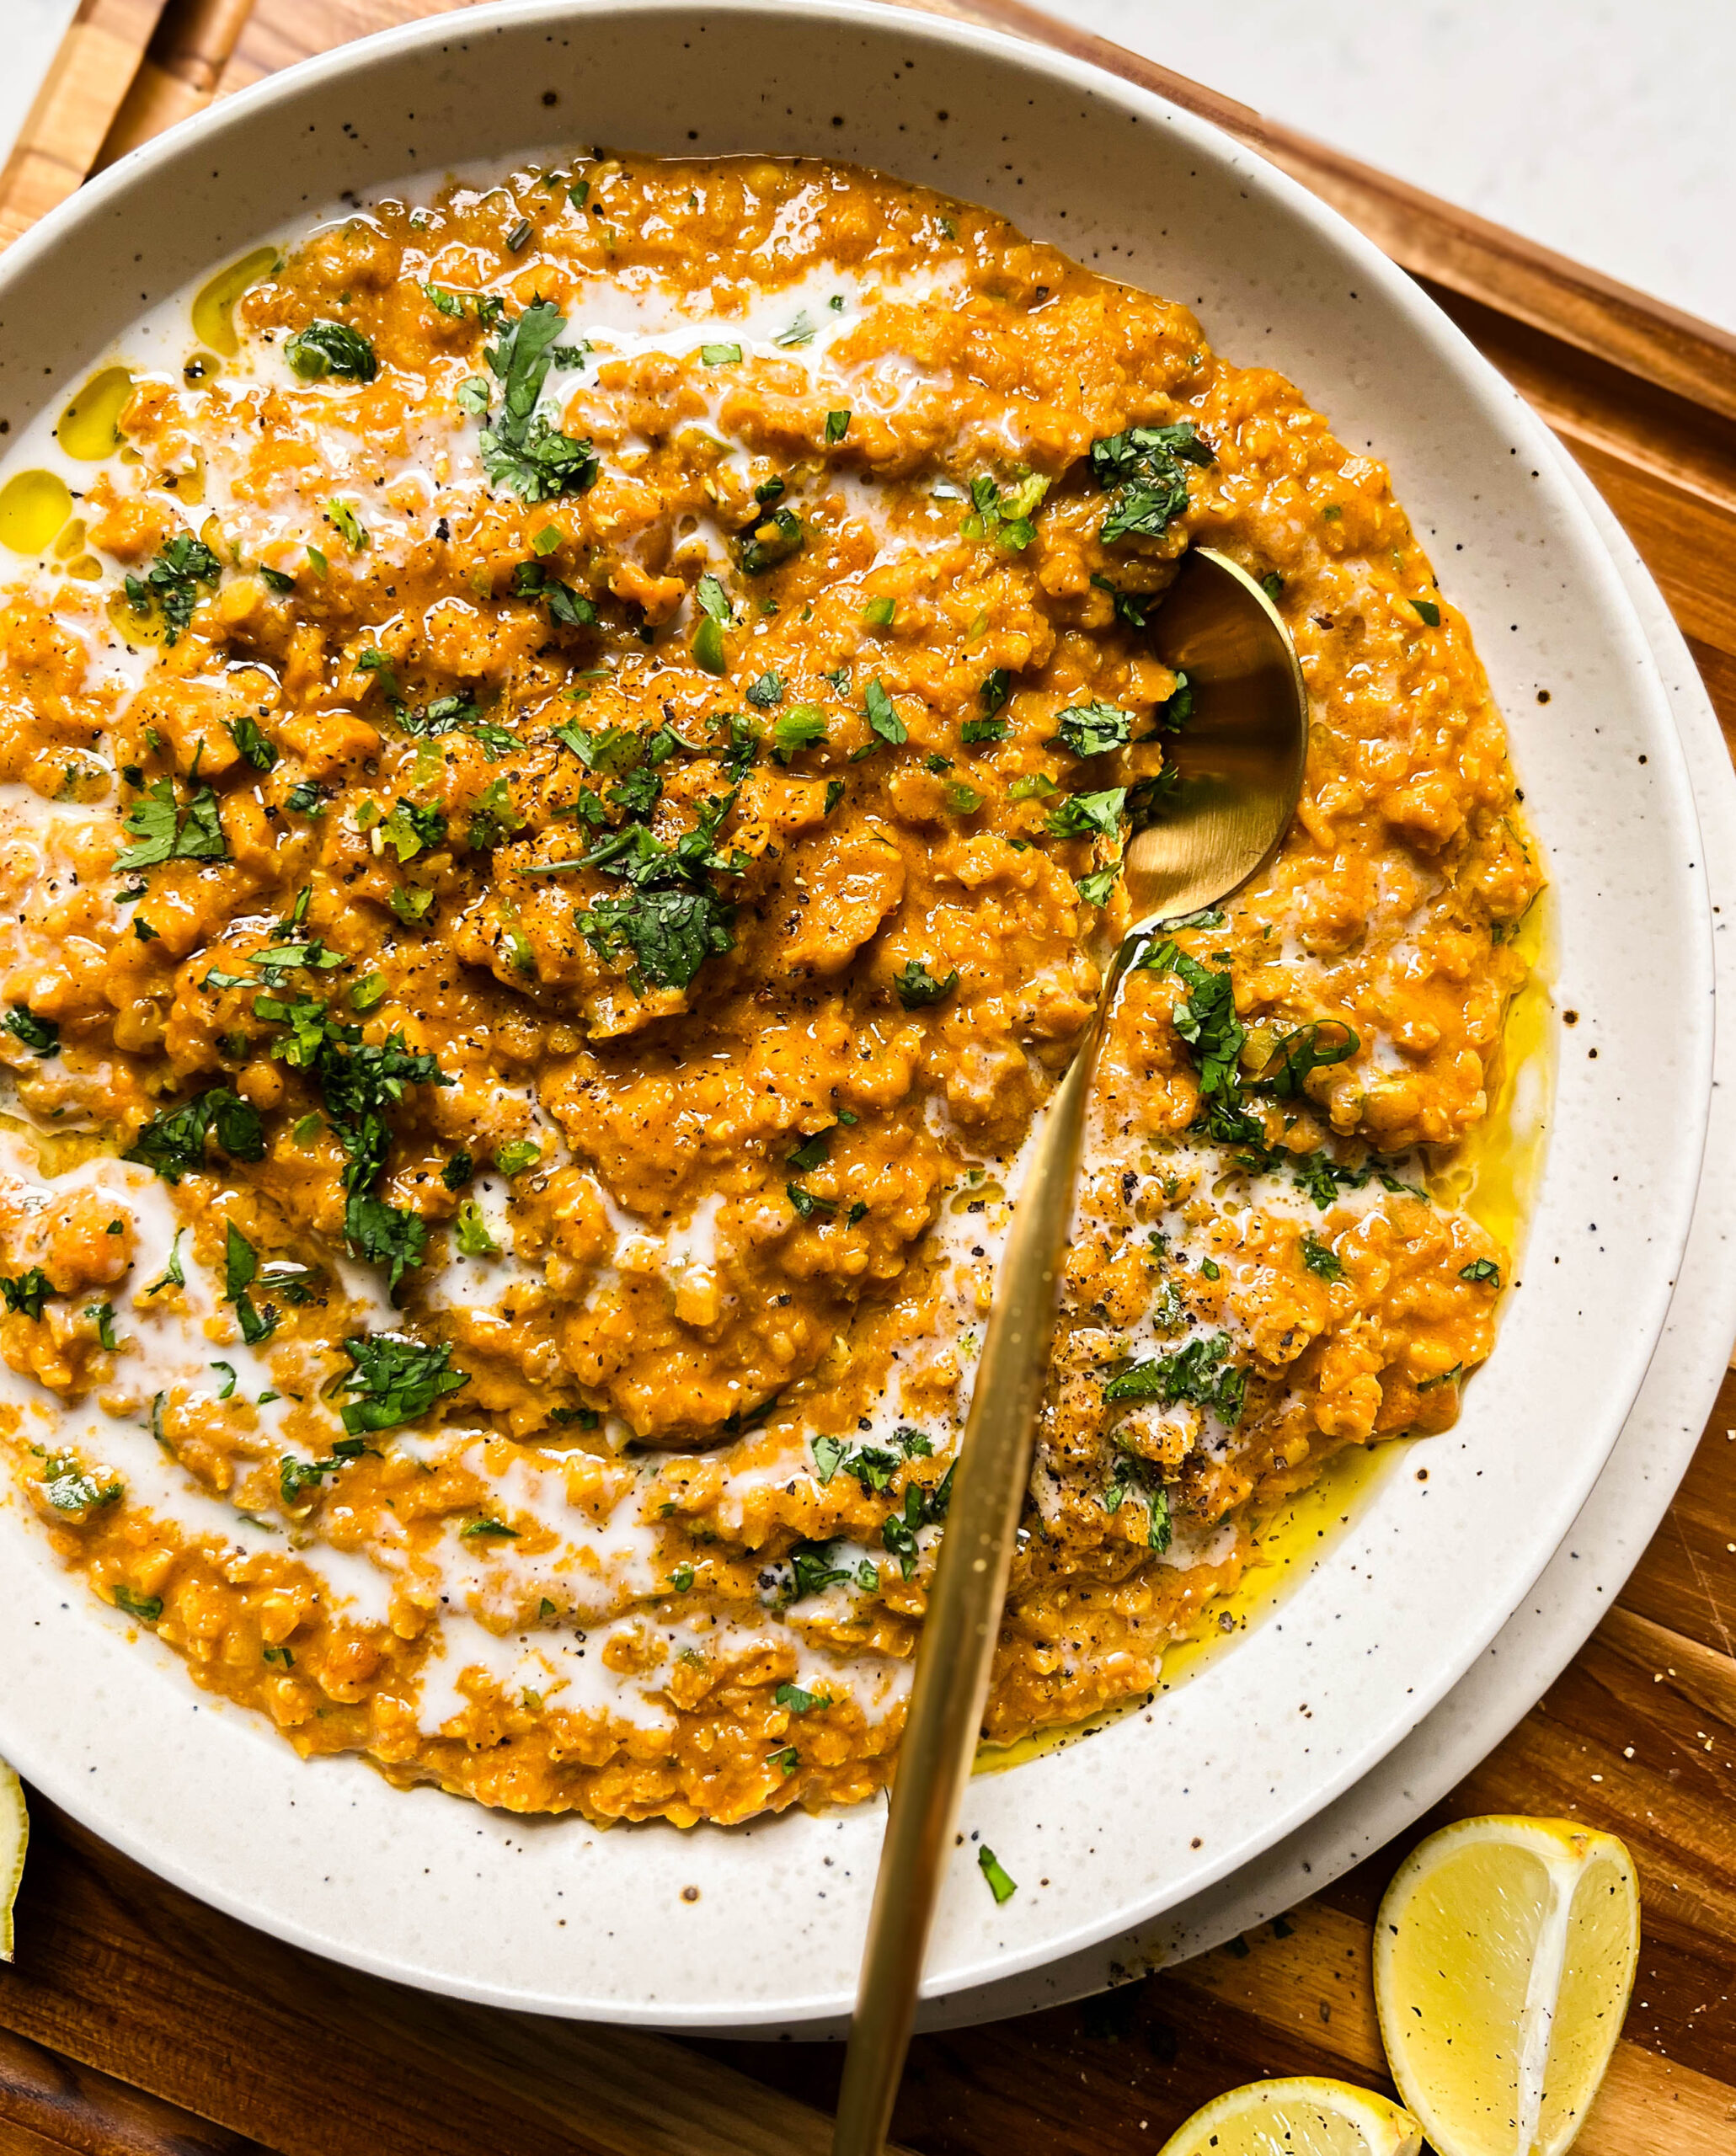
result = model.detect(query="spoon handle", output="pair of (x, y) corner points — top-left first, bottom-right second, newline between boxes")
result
(832, 958), (1131, 2155)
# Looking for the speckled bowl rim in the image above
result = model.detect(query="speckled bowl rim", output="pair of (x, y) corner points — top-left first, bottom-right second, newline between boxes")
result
(0, 0), (1715, 2026)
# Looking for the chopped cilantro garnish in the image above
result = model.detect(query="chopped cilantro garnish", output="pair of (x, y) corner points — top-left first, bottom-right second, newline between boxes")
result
(1045, 787), (1126, 841)
(864, 677), (905, 748)
(114, 776), (227, 876)
(42, 1454), (120, 1512)
(894, 958), (958, 1008)
(1460, 1258), (1501, 1285)
(784, 1540), (872, 1601)
(477, 299), (600, 503)
(579, 886), (735, 991)
(738, 504), (803, 576)
(788, 1182), (838, 1222)
(775, 1682), (826, 1713)
(3, 1006), (58, 1057)
(343, 1193), (428, 1294)
(1091, 571), (1151, 628)
(977, 1846), (1018, 1903)
(111, 1585), (162, 1625)
(122, 535), (222, 644)
(1089, 420), (1214, 542)
(454, 1201), (499, 1258)
(880, 1466), (955, 1579)
(339, 1331), (468, 1434)
(285, 320), (378, 382)
(1258, 1020), (1359, 1098)
(126, 1088), (264, 1183)
(1301, 1236), (1344, 1283)
(0, 1268), (53, 1320)
(227, 712), (279, 771)
(1103, 1331), (1246, 1423)
(1053, 701), (1133, 758)
(324, 498), (368, 553)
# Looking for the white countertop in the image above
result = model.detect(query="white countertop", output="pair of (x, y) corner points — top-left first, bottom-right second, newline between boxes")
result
(3, 0), (1731, 331)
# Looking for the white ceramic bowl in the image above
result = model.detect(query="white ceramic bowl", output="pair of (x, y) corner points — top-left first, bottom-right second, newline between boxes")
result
(0, 0), (1713, 2026)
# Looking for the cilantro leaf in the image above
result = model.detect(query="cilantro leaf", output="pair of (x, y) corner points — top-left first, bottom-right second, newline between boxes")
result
(339, 1331), (468, 1434)
(285, 321), (379, 382)
(978, 1846), (1018, 1904)
(3, 1006), (58, 1057)
(1053, 701), (1133, 758)
(477, 299), (599, 503)
(1258, 1020), (1359, 1099)
(579, 887), (736, 991)
(42, 1454), (121, 1513)
(114, 776), (228, 875)
(1103, 1331), (1245, 1422)
(864, 677), (906, 747)
(1089, 421), (1214, 543)
(0, 1267), (53, 1320)
(1045, 787), (1126, 840)
(123, 535), (222, 644)
(738, 505), (803, 575)
(343, 1192), (429, 1294)
(227, 712), (279, 771)
(126, 1088), (266, 1183)
(894, 958), (958, 1008)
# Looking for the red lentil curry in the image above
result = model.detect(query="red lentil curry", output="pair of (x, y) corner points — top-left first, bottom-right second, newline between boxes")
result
(0, 156), (1539, 1826)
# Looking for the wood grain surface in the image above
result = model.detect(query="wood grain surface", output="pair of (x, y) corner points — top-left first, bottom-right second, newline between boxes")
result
(2, 3), (1733, 2152)
(0, 0), (168, 249)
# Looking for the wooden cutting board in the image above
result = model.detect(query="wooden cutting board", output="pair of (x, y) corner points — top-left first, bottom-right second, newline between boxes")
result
(2, 4), (1733, 2152)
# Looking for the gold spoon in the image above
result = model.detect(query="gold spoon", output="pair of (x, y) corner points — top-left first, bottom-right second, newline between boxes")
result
(831, 546), (1309, 2156)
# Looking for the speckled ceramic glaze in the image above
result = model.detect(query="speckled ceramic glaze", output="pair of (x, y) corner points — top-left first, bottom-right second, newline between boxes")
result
(0, 0), (1718, 2026)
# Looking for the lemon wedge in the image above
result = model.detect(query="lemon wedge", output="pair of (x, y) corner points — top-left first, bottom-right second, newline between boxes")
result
(1156, 2078), (1423, 2156)
(1374, 1814), (1638, 2156)
(0, 1757), (27, 1961)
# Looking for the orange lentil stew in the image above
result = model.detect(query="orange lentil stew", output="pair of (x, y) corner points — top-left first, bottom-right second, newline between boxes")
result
(0, 156), (1538, 1826)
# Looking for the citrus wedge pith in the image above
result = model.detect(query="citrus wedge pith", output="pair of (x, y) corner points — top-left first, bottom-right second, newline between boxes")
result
(1373, 1814), (1638, 2156)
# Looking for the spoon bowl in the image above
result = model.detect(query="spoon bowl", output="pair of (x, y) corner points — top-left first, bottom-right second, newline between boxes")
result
(1124, 548), (1310, 928)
